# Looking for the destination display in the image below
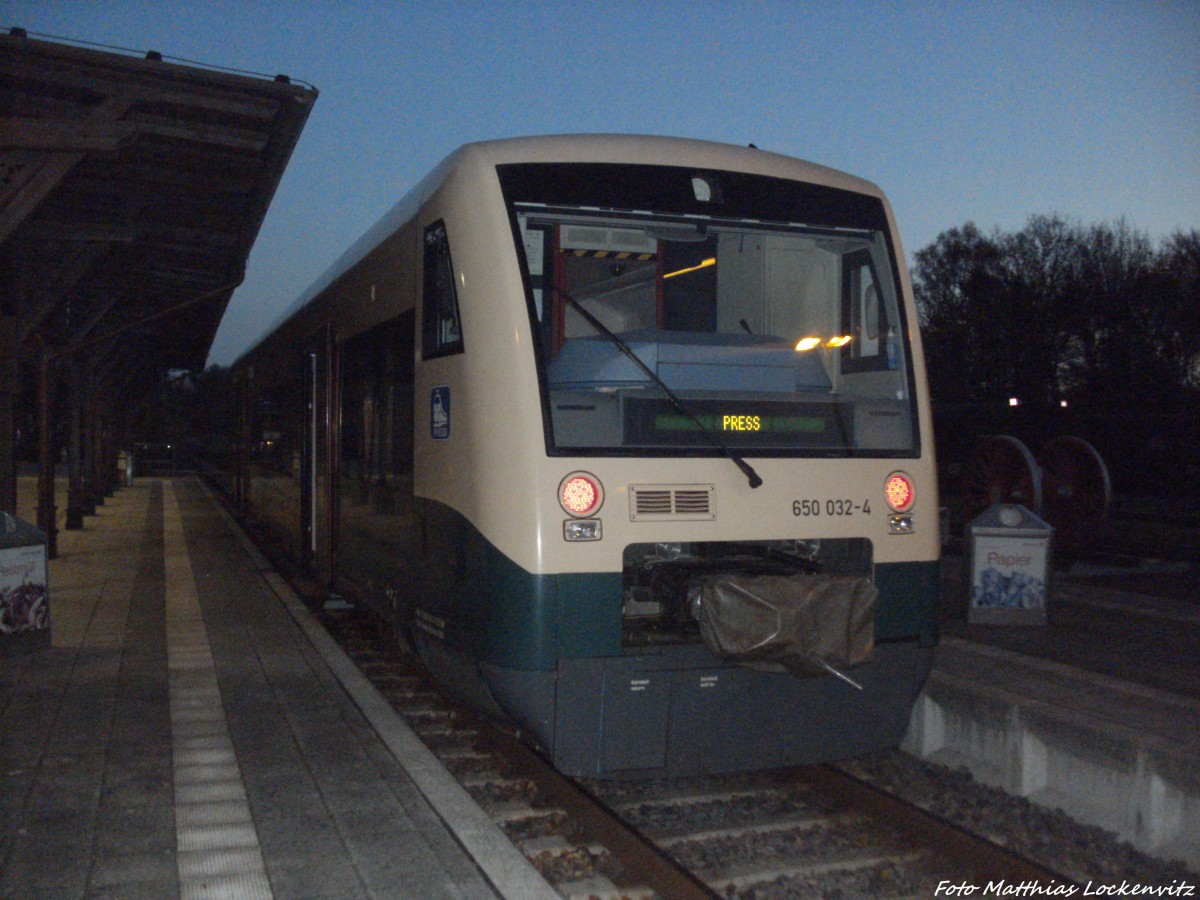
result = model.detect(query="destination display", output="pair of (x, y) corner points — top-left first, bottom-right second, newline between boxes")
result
(655, 412), (828, 434)
(623, 398), (851, 447)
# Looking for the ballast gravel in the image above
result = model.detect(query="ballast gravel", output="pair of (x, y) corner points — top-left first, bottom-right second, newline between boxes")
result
(839, 749), (1197, 887)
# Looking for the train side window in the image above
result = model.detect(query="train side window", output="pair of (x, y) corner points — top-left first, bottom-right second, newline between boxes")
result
(422, 221), (464, 358)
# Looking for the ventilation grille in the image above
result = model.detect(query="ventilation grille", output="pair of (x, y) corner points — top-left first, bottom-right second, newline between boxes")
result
(629, 484), (715, 521)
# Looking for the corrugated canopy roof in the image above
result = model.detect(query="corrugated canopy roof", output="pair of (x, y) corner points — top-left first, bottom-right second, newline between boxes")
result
(0, 29), (316, 378)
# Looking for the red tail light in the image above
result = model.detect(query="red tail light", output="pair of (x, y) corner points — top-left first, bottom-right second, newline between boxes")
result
(884, 472), (915, 513)
(559, 472), (603, 517)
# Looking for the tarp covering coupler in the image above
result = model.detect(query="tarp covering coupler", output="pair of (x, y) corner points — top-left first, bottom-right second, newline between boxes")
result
(691, 573), (876, 688)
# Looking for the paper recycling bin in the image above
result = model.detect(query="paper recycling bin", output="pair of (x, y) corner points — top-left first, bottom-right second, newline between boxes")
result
(966, 504), (1053, 625)
(1, 512), (50, 652)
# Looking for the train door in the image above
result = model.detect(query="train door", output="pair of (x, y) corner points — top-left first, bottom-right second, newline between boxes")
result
(300, 324), (340, 589)
(334, 311), (419, 629)
(300, 349), (317, 563)
(412, 219), (468, 645)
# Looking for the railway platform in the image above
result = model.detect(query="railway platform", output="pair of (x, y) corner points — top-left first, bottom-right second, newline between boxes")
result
(1, 477), (556, 899)
(906, 553), (1200, 871)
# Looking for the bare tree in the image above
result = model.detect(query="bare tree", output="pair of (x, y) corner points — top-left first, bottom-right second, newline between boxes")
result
(914, 217), (1197, 411)
(913, 217), (1200, 492)
(1150, 230), (1200, 392)
(995, 215), (1085, 410)
(913, 223), (1006, 404)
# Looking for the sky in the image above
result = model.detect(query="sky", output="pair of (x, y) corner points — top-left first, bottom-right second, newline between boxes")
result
(5, 0), (1198, 366)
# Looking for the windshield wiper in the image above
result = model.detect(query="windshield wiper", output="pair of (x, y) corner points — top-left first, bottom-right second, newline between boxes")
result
(554, 288), (763, 489)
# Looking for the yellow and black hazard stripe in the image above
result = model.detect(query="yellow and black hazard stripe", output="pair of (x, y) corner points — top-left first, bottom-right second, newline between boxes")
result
(566, 249), (656, 261)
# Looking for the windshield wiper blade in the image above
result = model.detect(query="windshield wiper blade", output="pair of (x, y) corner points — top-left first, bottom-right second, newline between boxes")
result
(555, 288), (763, 489)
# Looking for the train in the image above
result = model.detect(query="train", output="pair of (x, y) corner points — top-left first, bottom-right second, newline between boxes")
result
(230, 135), (940, 778)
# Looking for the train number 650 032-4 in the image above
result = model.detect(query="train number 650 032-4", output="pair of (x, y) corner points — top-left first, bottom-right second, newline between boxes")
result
(792, 498), (871, 517)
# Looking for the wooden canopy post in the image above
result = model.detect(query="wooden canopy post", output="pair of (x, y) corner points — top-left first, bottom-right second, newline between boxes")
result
(65, 358), (87, 529)
(0, 315), (16, 514)
(36, 345), (57, 556)
(237, 368), (252, 512)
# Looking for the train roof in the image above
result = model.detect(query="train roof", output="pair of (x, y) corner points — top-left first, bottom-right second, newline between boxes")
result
(467, 134), (882, 195)
(234, 135), (887, 373)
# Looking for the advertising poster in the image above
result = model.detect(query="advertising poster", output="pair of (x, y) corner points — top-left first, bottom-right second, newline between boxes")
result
(969, 534), (1048, 625)
(1, 543), (50, 636)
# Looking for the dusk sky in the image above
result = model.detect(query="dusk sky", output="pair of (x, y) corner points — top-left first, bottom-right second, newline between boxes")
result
(5, 1), (1197, 366)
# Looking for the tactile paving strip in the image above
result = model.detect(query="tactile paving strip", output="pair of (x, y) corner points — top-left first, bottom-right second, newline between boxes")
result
(164, 482), (273, 900)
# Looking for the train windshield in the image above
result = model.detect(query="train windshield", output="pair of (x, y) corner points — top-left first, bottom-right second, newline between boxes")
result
(499, 162), (918, 458)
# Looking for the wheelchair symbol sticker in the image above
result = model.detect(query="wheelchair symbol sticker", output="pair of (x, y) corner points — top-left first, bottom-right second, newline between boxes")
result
(430, 386), (450, 440)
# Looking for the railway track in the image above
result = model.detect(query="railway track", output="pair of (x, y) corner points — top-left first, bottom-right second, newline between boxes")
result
(202, 473), (1196, 894)
(321, 605), (1076, 899)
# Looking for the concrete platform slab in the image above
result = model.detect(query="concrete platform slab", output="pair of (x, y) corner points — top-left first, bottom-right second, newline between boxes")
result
(905, 637), (1200, 869)
(2, 477), (555, 899)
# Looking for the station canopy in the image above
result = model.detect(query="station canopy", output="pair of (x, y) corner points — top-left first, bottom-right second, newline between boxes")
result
(0, 28), (317, 376)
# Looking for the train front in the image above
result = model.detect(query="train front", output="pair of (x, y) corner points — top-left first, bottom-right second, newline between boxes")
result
(424, 141), (939, 778)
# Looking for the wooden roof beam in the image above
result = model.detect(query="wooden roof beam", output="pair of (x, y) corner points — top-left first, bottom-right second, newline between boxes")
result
(27, 219), (138, 243)
(0, 92), (133, 247)
(0, 117), (137, 152)
(130, 117), (270, 153)
(0, 53), (293, 123)
(17, 242), (107, 343)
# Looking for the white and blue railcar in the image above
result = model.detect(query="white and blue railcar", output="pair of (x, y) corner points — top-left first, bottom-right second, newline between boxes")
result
(235, 135), (940, 777)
